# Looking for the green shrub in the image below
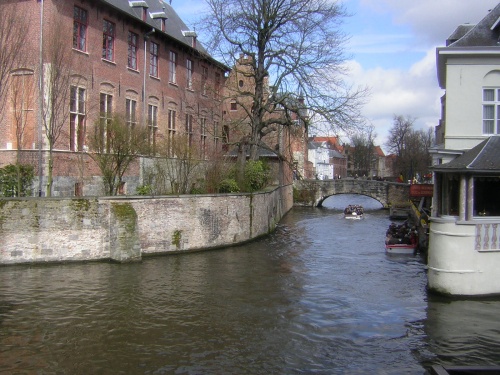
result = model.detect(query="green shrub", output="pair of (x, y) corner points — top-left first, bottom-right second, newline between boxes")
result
(244, 160), (270, 192)
(218, 178), (240, 193)
(136, 184), (152, 195)
(0, 164), (34, 197)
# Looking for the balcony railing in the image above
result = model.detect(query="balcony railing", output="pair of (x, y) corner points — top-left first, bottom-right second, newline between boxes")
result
(475, 222), (500, 251)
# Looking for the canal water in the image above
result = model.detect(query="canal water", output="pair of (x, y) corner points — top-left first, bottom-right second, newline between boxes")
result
(1, 194), (500, 374)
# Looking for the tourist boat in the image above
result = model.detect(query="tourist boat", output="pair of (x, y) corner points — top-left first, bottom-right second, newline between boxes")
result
(344, 205), (364, 220)
(385, 222), (418, 254)
(385, 241), (418, 255)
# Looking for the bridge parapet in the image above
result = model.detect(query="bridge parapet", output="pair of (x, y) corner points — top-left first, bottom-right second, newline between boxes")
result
(293, 179), (410, 208)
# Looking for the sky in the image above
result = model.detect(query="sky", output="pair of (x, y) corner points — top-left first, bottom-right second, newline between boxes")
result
(173, 0), (499, 152)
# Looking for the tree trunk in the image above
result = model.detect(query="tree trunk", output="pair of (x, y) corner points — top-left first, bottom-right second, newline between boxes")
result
(46, 150), (53, 197)
(236, 141), (247, 187)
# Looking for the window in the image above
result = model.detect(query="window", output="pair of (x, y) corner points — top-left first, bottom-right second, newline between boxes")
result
(168, 109), (176, 156)
(186, 59), (193, 89)
(128, 32), (138, 70)
(185, 114), (193, 148)
(482, 88), (500, 134)
(99, 93), (112, 151)
(213, 120), (220, 151)
(126, 98), (137, 130)
(102, 20), (115, 61)
(438, 173), (459, 216)
(169, 51), (177, 83)
(148, 104), (158, 152)
(200, 117), (207, 159)
(73, 6), (88, 52)
(150, 42), (159, 77)
(70, 86), (86, 151)
(230, 101), (237, 111)
(473, 176), (500, 216)
(201, 66), (208, 95)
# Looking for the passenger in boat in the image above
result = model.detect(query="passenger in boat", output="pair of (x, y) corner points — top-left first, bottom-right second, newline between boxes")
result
(385, 222), (417, 245)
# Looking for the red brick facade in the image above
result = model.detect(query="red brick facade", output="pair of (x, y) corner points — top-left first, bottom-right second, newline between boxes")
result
(0, 0), (229, 196)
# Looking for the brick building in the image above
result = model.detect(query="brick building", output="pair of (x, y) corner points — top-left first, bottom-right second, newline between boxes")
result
(0, 0), (229, 196)
(223, 55), (309, 183)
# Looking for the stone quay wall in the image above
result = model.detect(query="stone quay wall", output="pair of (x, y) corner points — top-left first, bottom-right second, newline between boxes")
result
(0, 185), (293, 265)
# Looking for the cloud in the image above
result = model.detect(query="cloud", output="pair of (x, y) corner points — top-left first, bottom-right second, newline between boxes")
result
(344, 47), (442, 149)
(359, 0), (499, 47)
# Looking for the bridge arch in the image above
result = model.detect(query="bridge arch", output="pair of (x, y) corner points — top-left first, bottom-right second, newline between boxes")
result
(317, 192), (385, 208)
(293, 179), (410, 208)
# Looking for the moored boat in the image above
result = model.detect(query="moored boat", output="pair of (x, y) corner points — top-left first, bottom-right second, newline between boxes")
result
(385, 242), (418, 254)
(344, 205), (364, 220)
(385, 221), (418, 254)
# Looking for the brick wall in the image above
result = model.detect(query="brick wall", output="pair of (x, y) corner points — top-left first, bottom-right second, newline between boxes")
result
(0, 185), (293, 265)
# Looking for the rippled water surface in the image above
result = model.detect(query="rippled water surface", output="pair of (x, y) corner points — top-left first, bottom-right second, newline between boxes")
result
(2, 195), (500, 374)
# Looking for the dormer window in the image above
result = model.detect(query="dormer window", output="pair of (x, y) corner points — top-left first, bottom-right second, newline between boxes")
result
(129, 1), (149, 21)
(150, 11), (167, 32)
(182, 30), (197, 48)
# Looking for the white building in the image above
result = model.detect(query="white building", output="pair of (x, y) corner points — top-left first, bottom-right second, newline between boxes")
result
(428, 4), (500, 296)
(308, 141), (333, 179)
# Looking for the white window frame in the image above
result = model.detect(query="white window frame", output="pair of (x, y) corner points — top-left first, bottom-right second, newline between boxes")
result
(168, 109), (176, 156)
(148, 104), (158, 151)
(482, 88), (500, 134)
(169, 51), (177, 83)
(70, 85), (86, 151)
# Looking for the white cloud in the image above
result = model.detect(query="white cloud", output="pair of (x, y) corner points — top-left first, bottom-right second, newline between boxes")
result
(344, 47), (442, 150)
(360, 0), (499, 47)
(339, 0), (495, 150)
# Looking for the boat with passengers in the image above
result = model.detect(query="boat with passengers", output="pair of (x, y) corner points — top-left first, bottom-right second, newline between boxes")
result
(344, 205), (364, 220)
(385, 221), (418, 254)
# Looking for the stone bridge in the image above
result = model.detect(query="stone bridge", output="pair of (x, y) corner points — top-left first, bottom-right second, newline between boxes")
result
(293, 179), (410, 208)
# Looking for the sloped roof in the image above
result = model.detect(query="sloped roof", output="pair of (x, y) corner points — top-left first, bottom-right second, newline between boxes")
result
(448, 4), (500, 47)
(226, 146), (278, 158)
(437, 4), (500, 87)
(432, 136), (500, 173)
(329, 149), (345, 159)
(446, 24), (475, 46)
(373, 145), (385, 157)
(312, 136), (344, 152)
(308, 141), (325, 150)
(101, 0), (227, 69)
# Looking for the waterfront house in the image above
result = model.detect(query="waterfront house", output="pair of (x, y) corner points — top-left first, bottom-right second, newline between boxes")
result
(428, 3), (500, 296)
(308, 140), (334, 179)
(0, 0), (228, 196)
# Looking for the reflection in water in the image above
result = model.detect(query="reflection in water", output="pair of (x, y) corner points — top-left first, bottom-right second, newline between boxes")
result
(1, 195), (500, 374)
(422, 295), (500, 367)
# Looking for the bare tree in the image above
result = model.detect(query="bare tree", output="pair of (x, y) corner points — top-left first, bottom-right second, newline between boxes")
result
(41, 20), (76, 197)
(386, 115), (433, 180)
(0, 4), (31, 115)
(147, 134), (205, 195)
(349, 125), (376, 176)
(386, 115), (414, 158)
(87, 115), (149, 196)
(10, 69), (36, 195)
(201, 0), (367, 161)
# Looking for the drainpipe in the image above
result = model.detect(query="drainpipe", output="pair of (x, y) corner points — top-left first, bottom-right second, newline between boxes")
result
(37, 0), (44, 196)
(143, 29), (155, 122)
